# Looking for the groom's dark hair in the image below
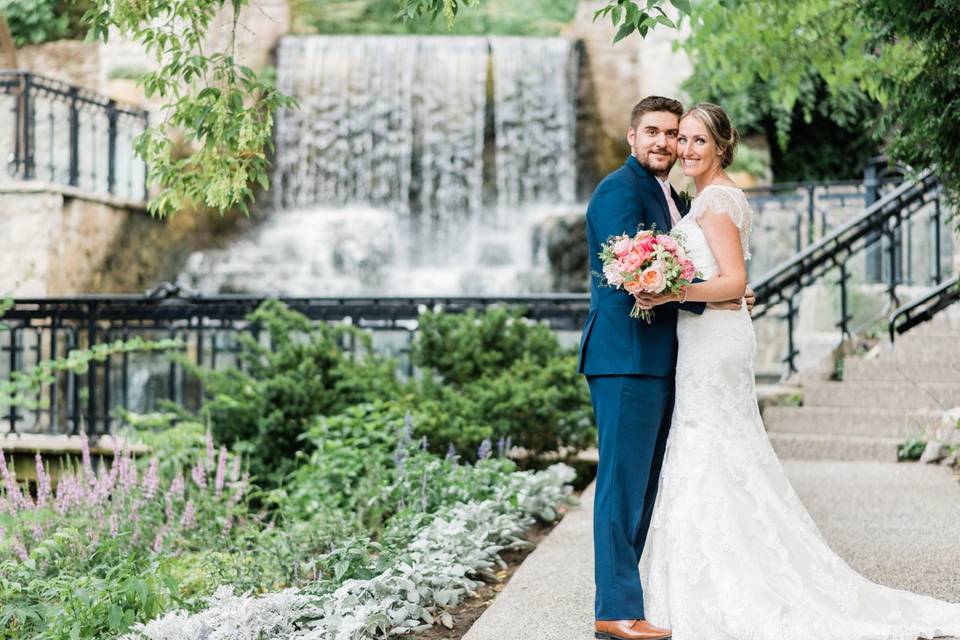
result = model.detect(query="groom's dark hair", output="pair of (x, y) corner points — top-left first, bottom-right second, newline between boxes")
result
(630, 96), (683, 128)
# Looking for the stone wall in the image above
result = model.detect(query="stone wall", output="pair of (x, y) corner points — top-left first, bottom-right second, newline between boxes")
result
(97, 0), (291, 108)
(565, 1), (692, 143)
(13, 40), (101, 91)
(0, 183), (142, 296)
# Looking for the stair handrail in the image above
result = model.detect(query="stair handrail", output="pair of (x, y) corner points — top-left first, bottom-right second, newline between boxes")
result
(748, 169), (945, 375)
(888, 275), (959, 342)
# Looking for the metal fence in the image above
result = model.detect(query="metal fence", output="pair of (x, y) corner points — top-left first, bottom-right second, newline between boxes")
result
(750, 170), (954, 376)
(742, 159), (907, 279)
(0, 292), (590, 437)
(0, 70), (149, 202)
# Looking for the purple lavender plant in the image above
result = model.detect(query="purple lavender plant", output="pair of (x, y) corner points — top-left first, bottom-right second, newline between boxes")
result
(143, 458), (160, 499)
(214, 446), (228, 499)
(0, 437), (251, 565)
(34, 453), (52, 509)
(477, 438), (493, 461)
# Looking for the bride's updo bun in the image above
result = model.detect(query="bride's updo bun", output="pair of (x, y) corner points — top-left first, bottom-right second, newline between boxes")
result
(682, 103), (740, 168)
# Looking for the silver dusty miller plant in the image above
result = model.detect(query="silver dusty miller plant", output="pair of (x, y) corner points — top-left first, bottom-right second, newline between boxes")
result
(124, 463), (577, 640)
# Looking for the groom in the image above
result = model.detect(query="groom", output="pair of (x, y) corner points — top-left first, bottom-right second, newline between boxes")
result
(577, 96), (754, 640)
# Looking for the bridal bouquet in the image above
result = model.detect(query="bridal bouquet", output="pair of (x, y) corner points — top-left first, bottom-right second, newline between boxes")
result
(598, 228), (699, 323)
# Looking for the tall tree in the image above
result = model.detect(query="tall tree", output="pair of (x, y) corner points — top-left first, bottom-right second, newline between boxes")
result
(653, 0), (959, 212)
(83, 0), (297, 217)
(862, 0), (960, 207)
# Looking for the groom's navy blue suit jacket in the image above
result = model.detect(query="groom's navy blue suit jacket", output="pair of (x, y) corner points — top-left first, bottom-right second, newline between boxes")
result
(577, 155), (706, 378)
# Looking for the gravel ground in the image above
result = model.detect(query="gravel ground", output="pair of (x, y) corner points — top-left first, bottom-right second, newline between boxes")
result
(463, 460), (960, 640)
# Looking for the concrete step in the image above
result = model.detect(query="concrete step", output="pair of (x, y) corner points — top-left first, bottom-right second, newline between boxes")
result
(842, 358), (960, 383)
(768, 432), (903, 462)
(803, 380), (960, 410)
(915, 314), (960, 332)
(892, 331), (960, 348)
(763, 405), (940, 439)
(877, 349), (960, 367)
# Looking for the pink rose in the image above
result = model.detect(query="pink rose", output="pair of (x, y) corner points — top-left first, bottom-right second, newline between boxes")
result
(657, 235), (678, 253)
(623, 276), (644, 295)
(681, 260), (696, 281)
(612, 237), (633, 257)
(622, 248), (649, 273)
(635, 235), (656, 254)
(640, 261), (667, 293)
(603, 261), (625, 287)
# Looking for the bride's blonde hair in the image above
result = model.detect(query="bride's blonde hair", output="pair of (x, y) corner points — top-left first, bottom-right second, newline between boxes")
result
(682, 103), (740, 168)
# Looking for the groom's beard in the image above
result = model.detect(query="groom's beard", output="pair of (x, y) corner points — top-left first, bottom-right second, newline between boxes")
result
(634, 146), (676, 178)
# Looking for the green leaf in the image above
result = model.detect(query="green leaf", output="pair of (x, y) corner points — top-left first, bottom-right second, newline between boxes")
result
(654, 14), (675, 29)
(611, 5), (622, 26)
(669, 0), (691, 14)
(613, 21), (636, 43)
(108, 604), (123, 629)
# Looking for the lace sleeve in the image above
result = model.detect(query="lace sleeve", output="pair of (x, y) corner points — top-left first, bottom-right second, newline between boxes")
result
(693, 187), (752, 261)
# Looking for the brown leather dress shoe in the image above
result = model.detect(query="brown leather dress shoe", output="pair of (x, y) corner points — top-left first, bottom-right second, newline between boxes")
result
(594, 619), (672, 640)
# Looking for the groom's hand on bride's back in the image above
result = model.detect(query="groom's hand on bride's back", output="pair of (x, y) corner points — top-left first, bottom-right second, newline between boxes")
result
(707, 286), (756, 314)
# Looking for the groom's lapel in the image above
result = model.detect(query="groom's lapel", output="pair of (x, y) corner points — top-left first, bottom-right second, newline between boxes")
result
(626, 156), (672, 232)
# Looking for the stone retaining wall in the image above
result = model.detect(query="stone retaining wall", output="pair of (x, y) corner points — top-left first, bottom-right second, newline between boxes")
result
(0, 183), (143, 296)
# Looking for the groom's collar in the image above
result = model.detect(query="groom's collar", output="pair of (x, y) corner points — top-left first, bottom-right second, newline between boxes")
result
(626, 155), (662, 185)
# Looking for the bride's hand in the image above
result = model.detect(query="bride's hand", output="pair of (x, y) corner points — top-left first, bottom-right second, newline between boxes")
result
(634, 291), (678, 310)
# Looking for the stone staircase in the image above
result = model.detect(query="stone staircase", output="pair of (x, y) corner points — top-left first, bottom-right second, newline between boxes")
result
(765, 305), (960, 461)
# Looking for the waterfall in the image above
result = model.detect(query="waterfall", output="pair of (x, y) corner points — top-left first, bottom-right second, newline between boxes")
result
(271, 36), (488, 220)
(491, 37), (578, 221)
(179, 35), (582, 296)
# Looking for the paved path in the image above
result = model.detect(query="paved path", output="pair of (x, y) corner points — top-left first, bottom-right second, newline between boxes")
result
(464, 460), (960, 640)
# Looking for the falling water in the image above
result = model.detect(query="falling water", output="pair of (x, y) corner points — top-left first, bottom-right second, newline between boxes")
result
(179, 35), (582, 296)
(491, 37), (578, 221)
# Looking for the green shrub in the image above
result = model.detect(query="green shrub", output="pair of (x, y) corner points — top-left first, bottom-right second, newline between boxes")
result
(410, 308), (594, 457)
(412, 306), (561, 387)
(296, 0), (578, 36)
(0, 0), (68, 46)
(0, 551), (179, 639)
(184, 300), (403, 485)
(897, 435), (927, 461)
(459, 353), (593, 455)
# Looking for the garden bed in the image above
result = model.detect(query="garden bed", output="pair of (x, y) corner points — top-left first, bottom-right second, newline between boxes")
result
(0, 302), (595, 639)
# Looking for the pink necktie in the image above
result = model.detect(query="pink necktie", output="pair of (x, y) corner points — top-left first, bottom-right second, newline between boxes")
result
(661, 180), (682, 225)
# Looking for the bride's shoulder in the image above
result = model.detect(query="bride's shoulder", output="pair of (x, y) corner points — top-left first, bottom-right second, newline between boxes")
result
(695, 184), (747, 210)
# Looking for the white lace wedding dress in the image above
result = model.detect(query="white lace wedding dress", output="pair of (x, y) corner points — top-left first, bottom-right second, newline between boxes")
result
(639, 185), (960, 640)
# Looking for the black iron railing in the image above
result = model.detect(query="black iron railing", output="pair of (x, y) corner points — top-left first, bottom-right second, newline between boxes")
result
(0, 70), (149, 202)
(742, 158), (906, 279)
(750, 169), (951, 376)
(888, 276), (959, 341)
(0, 290), (590, 437)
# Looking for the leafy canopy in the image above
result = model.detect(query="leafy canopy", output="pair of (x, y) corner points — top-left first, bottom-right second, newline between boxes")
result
(82, 0), (298, 217)
(675, 0), (960, 214)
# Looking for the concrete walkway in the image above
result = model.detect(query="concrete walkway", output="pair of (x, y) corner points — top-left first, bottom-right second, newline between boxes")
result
(464, 460), (960, 640)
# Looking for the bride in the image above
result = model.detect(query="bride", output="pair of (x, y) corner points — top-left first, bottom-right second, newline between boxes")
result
(633, 103), (960, 640)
